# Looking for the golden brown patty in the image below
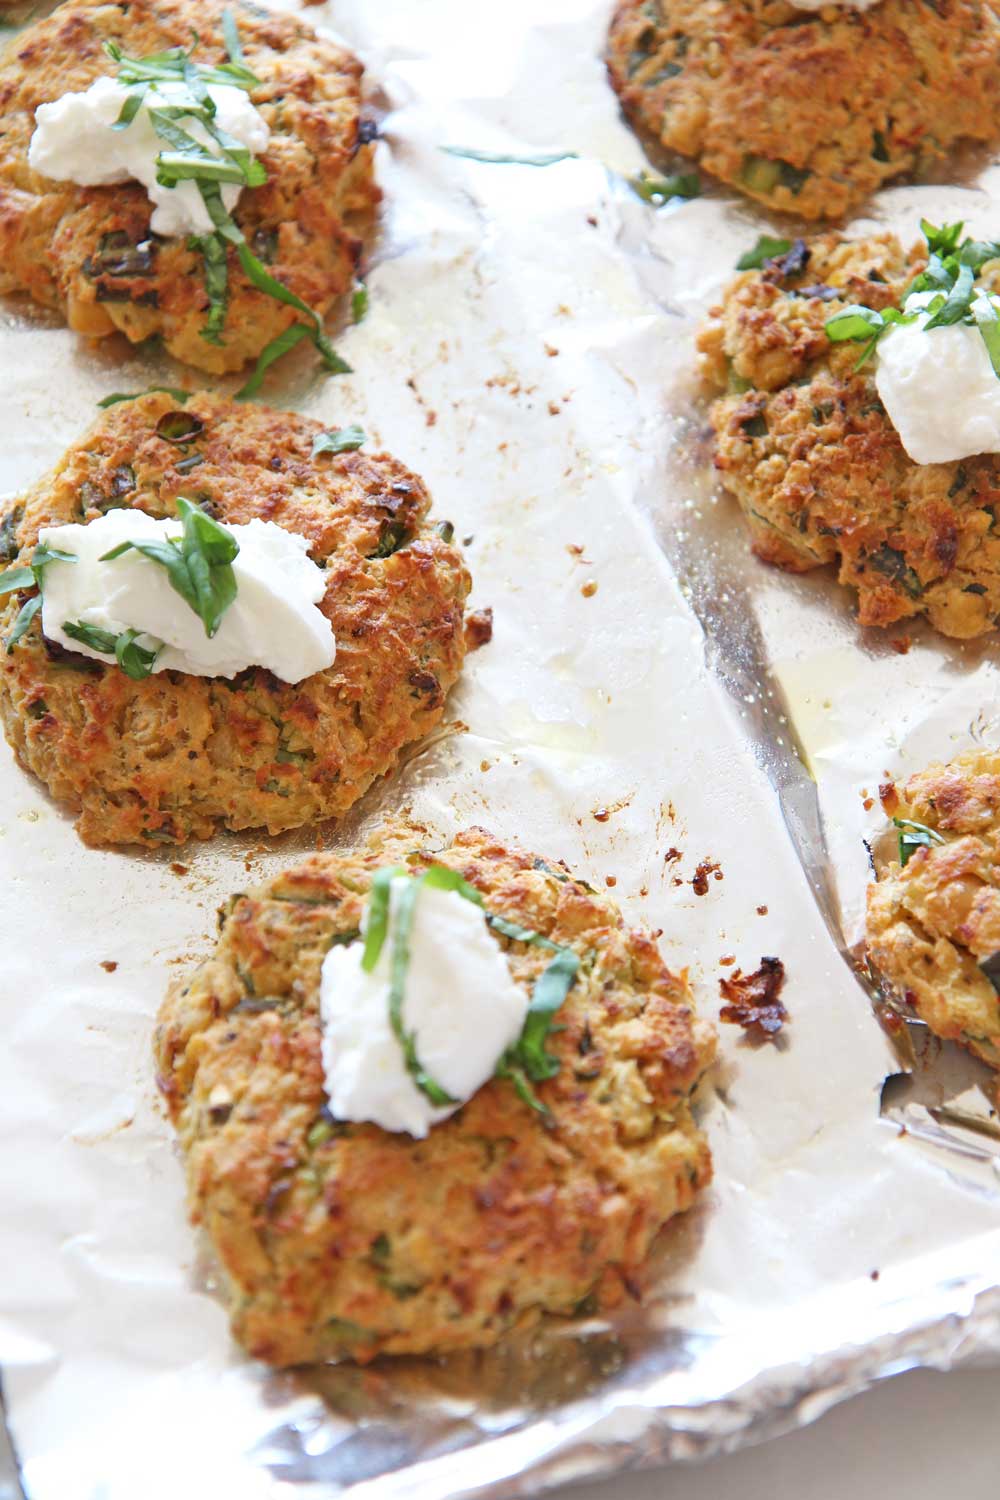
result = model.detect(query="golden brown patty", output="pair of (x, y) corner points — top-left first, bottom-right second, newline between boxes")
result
(154, 825), (716, 1367)
(0, 0), (377, 373)
(867, 752), (1000, 1094)
(697, 230), (1000, 639)
(0, 392), (470, 847)
(607, 1), (1000, 220)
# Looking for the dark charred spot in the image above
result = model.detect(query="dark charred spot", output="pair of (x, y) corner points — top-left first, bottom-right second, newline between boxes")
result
(719, 957), (788, 1042)
(932, 525), (958, 571)
(692, 858), (722, 895)
(156, 411), (205, 445)
(408, 669), (441, 703)
(83, 230), (157, 280)
(762, 237), (810, 283)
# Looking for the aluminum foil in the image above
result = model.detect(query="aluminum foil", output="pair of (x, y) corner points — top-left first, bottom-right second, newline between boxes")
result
(2, 3), (999, 1497)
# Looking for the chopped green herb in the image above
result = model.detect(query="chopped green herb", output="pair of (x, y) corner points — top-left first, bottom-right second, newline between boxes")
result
(825, 305), (886, 343)
(98, 386), (191, 409)
(100, 496), (238, 637)
(0, 505), (22, 563)
(351, 284), (369, 323)
(6, 595), (41, 653)
(312, 425), (367, 458)
(360, 865), (407, 974)
(973, 294), (1000, 376)
(893, 816), (945, 867)
(358, 862), (581, 1117)
(736, 235), (792, 272)
(387, 876), (458, 1108)
(824, 218), (1000, 380)
(629, 170), (700, 204)
(61, 620), (161, 679)
(1, 540), (78, 652)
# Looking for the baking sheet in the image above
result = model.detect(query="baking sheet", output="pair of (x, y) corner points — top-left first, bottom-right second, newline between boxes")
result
(1, 3), (999, 1498)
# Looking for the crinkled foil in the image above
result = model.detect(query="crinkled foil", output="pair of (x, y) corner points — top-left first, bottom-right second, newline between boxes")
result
(1, 3), (999, 1497)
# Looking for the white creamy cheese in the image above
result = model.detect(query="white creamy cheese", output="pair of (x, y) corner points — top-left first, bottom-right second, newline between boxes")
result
(875, 290), (1000, 465)
(27, 75), (269, 238)
(320, 878), (529, 1138)
(38, 510), (336, 683)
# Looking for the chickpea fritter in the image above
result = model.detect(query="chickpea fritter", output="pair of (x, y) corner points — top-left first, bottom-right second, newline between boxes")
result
(154, 825), (716, 1367)
(697, 230), (1000, 639)
(0, 0), (377, 373)
(867, 752), (1000, 1097)
(607, 1), (1000, 221)
(0, 392), (470, 847)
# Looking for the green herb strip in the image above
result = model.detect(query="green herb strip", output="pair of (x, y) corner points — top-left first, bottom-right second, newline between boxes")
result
(893, 816), (946, 868)
(312, 425), (367, 457)
(387, 877), (459, 1108)
(973, 296), (1000, 376)
(736, 235), (792, 271)
(62, 620), (160, 679)
(100, 496), (238, 638)
(822, 219), (1000, 376)
(103, 25), (349, 395)
(358, 863), (580, 1116)
(98, 386), (191, 409)
(1, 543), (78, 654)
(361, 865), (408, 974)
(629, 170), (700, 204)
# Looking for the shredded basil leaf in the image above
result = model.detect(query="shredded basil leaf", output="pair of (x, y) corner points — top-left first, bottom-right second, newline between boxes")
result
(360, 866), (407, 974)
(312, 425), (367, 457)
(736, 235), (792, 271)
(6, 595), (41, 653)
(893, 816), (946, 868)
(387, 877), (458, 1107)
(351, 284), (369, 323)
(61, 621), (160, 679)
(629, 170), (700, 204)
(99, 496), (238, 637)
(98, 386), (191, 409)
(973, 295), (1000, 376)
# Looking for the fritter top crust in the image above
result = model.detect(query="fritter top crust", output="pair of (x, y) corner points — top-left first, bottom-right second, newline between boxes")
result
(867, 750), (1000, 1090)
(0, 392), (470, 846)
(607, 0), (1000, 221)
(154, 825), (716, 1366)
(698, 230), (1000, 639)
(0, 0), (377, 373)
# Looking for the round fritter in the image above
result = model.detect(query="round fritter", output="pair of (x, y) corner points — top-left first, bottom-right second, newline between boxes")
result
(0, 0), (377, 373)
(154, 825), (716, 1367)
(697, 230), (1000, 639)
(0, 392), (470, 847)
(867, 752), (1000, 1093)
(607, 1), (1000, 221)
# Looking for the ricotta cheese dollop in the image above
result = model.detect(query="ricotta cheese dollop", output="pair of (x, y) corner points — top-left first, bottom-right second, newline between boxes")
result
(27, 76), (269, 238)
(38, 510), (336, 684)
(320, 878), (529, 1138)
(875, 290), (1000, 465)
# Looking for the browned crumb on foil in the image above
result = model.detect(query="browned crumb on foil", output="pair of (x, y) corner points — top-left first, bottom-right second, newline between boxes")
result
(719, 956), (787, 1041)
